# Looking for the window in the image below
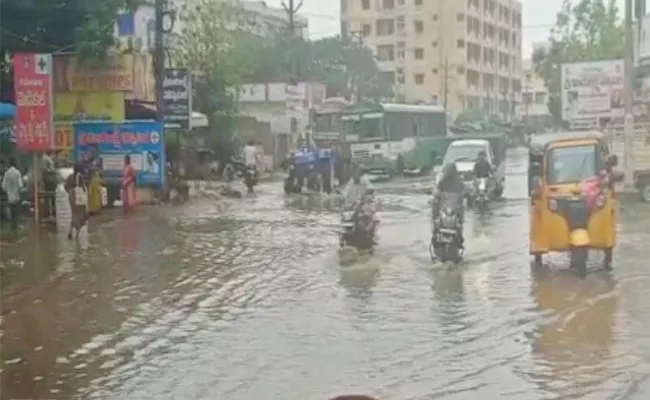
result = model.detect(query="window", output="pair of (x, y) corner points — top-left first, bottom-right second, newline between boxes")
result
(361, 0), (370, 9)
(377, 45), (395, 61)
(382, 0), (394, 9)
(376, 19), (395, 35)
(397, 0), (404, 4)
(361, 24), (371, 36)
(396, 15), (405, 32)
(414, 20), (423, 33)
(457, 67), (465, 74)
(457, 13), (465, 21)
(432, 68), (438, 74)
(414, 48), (424, 59)
(534, 92), (546, 105)
(457, 39), (465, 48)
(415, 0), (422, 5)
(432, 41), (438, 47)
(546, 145), (602, 184)
(396, 41), (405, 59)
(397, 68), (405, 83)
(415, 73), (425, 84)
(522, 92), (532, 104)
(432, 14), (438, 21)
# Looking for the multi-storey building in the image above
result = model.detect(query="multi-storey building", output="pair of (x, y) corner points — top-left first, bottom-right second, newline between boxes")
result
(516, 59), (552, 127)
(341, 0), (523, 118)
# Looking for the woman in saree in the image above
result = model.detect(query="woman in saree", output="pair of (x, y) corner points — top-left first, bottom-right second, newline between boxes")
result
(122, 155), (137, 213)
(65, 163), (88, 239)
(87, 149), (104, 215)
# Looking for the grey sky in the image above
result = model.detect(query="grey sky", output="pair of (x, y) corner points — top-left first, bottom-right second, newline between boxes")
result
(262, 0), (627, 58)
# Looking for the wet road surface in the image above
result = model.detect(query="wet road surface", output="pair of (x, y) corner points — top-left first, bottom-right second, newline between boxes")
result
(2, 148), (650, 399)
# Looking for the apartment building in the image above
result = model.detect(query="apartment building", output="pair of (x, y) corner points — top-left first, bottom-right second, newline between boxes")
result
(340, 0), (523, 118)
(516, 59), (552, 126)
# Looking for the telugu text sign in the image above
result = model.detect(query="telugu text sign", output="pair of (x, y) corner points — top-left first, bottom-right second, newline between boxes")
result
(13, 53), (54, 151)
(162, 68), (191, 129)
(74, 121), (165, 187)
(561, 60), (624, 121)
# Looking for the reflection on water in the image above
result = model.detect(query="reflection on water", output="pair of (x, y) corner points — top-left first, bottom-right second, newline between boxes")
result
(529, 269), (620, 398)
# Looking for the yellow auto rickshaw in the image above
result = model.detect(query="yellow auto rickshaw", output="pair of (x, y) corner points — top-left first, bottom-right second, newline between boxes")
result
(528, 131), (621, 271)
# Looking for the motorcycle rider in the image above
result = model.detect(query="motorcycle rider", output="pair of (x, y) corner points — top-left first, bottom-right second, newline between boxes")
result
(432, 163), (465, 246)
(342, 164), (377, 246)
(473, 150), (491, 179)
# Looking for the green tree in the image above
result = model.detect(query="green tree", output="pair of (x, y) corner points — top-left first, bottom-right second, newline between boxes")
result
(247, 34), (393, 101)
(532, 0), (624, 123)
(175, 0), (260, 161)
(0, 0), (138, 92)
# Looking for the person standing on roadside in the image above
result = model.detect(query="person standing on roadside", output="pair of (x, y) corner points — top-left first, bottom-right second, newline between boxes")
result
(1, 157), (23, 231)
(65, 163), (88, 240)
(121, 155), (137, 213)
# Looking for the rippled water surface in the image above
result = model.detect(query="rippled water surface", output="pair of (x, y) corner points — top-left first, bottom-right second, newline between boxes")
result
(2, 148), (650, 400)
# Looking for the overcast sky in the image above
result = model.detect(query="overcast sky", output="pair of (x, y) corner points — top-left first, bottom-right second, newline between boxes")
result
(261, 0), (628, 59)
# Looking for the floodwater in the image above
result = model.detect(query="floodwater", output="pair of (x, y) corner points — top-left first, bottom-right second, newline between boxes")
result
(2, 148), (650, 400)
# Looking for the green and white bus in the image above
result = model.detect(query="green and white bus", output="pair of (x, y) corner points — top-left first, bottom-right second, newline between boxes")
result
(335, 103), (448, 178)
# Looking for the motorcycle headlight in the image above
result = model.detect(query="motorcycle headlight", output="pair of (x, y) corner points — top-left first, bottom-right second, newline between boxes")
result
(548, 198), (558, 211)
(478, 180), (486, 191)
(596, 194), (606, 208)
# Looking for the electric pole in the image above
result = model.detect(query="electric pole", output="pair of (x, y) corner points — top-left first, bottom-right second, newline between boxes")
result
(348, 30), (365, 103)
(154, 0), (165, 123)
(282, 0), (304, 148)
(623, 0), (635, 187)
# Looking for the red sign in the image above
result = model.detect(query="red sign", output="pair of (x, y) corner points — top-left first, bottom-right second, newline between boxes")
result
(13, 53), (54, 151)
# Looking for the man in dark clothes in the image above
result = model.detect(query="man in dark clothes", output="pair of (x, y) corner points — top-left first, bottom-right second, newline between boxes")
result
(473, 150), (492, 178)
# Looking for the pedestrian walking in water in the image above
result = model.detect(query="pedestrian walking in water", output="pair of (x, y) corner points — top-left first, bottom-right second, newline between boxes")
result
(1, 157), (23, 232)
(121, 155), (137, 213)
(64, 163), (88, 239)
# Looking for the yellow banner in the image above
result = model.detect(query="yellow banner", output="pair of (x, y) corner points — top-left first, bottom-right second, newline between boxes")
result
(53, 92), (125, 150)
(53, 54), (134, 92)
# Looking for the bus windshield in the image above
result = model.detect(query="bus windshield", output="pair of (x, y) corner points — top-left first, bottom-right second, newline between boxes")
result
(443, 144), (485, 163)
(546, 144), (602, 184)
(342, 115), (382, 140)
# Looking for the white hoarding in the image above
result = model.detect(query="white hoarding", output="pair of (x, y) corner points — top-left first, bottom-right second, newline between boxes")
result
(285, 84), (305, 117)
(561, 60), (624, 121)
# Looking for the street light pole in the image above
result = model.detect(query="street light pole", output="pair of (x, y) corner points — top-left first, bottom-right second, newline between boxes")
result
(623, 0), (635, 187)
(282, 0), (303, 148)
(155, 0), (165, 123)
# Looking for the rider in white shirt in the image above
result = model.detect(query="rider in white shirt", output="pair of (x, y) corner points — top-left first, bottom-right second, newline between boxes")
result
(343, 164), (373, 206)
(242, 140), (261, 167)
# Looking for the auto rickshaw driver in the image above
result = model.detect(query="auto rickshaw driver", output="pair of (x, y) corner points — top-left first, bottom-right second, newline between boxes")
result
(528, 131), (622, 272)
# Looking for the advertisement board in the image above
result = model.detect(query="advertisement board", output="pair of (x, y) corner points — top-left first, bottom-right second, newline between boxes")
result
(162, 68), (191, 129)
(74, 121), (165, 186)
(561, 60), (624, 121)
(13, 53), (54, 151)
(52, 54), (133, 92)
(53, 92), (125, 157)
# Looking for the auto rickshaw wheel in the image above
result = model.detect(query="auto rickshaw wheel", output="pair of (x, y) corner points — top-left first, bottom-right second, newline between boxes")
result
(604, 248), (613, 270)
(641, 183), (650, 203)
(570, 248), (588, 274)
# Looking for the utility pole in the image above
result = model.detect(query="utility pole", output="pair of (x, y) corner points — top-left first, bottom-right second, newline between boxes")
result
(348, 31), (365, 103)
(154, 0), (165, 123)
(623, 0), (635, 187)
(282, 0), (303, 148)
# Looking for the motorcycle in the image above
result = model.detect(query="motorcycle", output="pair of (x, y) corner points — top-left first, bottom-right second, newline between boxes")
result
(474, 177), (489, 212)
(339, 197), (377, 252)
(430, 194), (464, 264)
(244, 164), (258, 193)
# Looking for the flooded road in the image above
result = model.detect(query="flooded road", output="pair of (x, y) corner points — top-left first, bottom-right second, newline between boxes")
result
(2, 148), (650, 400)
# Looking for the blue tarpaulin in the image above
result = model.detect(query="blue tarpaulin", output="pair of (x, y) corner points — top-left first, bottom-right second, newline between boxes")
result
(0, 102), (16, 118)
